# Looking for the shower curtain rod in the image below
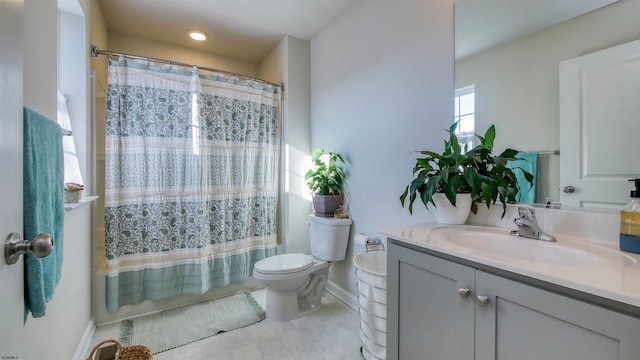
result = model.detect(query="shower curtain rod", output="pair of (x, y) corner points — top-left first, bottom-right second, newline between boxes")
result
(90, 45), (284, 90)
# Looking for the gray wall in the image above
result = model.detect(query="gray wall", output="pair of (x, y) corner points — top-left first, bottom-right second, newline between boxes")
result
(310, 0), (455, 295)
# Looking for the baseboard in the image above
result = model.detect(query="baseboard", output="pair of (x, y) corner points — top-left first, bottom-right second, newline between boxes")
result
(325, 280), (359, 311)
(72, 317), (96, 360)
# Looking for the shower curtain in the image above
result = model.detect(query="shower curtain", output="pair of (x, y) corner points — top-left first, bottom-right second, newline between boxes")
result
(104, 59), (280, 311)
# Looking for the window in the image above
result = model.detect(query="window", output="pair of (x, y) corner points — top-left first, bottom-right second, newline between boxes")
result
(57, 91), (84, 187)
(454, 85), (475, 151)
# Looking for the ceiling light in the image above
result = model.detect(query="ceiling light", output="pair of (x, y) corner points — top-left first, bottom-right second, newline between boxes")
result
(188, 30), (207, 41)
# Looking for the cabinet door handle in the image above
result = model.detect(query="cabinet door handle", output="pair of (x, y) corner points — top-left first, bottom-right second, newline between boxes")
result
(458, 288), (471, 299)
(476, 295), (490, 307)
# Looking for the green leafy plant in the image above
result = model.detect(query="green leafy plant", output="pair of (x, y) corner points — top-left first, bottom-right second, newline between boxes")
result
(400, 122), (533, 217)
(305, 149), (346, 195)
(64, 182), (85, 191)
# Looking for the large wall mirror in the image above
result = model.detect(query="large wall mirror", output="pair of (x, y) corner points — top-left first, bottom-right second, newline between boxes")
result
(455, 0), (640, 210)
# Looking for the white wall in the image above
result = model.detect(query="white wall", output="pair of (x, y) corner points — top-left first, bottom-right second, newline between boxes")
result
(260, 36), (313, 255)
(311, 0), (455, 294)
(280, 37), (313, 255)
(455, 0), (640, 202)
(22, 1), (94, 358)
(9, 4), (88, 355)
(24, 208), (93, 360)
(24, 0), (57, 117)
(259, 36), (288, 250)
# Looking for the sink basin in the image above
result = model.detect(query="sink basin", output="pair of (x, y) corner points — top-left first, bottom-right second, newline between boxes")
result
(429, 226), (636, 267)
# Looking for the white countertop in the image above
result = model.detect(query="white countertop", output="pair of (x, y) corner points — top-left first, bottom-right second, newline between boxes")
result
(379, 222), (640, 309)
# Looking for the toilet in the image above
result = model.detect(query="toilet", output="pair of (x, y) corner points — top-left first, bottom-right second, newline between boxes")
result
(253, 215), (352, 322)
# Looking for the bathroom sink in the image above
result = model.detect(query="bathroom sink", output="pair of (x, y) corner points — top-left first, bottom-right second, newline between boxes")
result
(429, 226), (636, 267)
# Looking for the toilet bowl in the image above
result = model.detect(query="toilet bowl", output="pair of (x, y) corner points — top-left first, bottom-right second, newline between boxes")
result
(253, 253), (330, 322)
(253, 215), (352, 322)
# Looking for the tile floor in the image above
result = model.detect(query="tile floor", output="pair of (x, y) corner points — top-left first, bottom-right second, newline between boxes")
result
(90, 289), (364, 360)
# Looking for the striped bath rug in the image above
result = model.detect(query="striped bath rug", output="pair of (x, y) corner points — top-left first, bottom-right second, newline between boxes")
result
(120, 292), (265, 354)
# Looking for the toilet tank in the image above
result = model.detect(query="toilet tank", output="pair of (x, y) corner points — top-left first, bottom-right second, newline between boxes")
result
(309, 215), (352, 261)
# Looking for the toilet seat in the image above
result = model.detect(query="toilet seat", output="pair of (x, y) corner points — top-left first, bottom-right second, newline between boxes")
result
(254, 253), (314, 275)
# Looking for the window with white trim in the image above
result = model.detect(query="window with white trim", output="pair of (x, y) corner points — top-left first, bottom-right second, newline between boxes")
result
(454, 85), (475, 152)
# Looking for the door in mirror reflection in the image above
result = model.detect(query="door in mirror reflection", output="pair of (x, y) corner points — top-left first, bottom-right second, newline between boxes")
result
(560, 39), (640, 208)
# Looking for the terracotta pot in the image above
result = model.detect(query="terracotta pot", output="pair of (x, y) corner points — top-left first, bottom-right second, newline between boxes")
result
(428, 193), (472, 224)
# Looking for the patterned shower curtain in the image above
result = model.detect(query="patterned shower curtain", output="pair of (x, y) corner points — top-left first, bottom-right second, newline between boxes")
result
(104, 59), (280, 311)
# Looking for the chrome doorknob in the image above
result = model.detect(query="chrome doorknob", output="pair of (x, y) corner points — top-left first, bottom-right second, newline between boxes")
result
(476, 295), (490, 307)
(562, 186), (575, 193)
(4, 232), (53, 265)
(458, 288), (471, 299)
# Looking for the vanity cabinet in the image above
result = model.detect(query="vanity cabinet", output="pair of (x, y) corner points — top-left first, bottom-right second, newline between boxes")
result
(387, 241), (640, 360)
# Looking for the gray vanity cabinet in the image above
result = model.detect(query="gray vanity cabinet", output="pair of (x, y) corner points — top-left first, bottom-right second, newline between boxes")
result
(387, 242), (475, 359)
(387, 240), (640, 360)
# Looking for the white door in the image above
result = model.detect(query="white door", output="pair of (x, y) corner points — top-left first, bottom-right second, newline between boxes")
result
(559, 39), (640, 208)
(0, 0), (25, 358)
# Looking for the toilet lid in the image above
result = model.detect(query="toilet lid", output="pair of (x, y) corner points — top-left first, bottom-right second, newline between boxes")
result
(254, 253), (314, 274)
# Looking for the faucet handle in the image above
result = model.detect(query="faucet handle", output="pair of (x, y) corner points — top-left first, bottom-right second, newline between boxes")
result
(545, 198), (562, 209)
(517, 205), (535, 221)
(511, 205), (557, 242)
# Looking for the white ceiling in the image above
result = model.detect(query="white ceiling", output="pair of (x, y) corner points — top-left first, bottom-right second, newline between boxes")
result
(455, 0), (620, 60)
(97, 0), (357, 62)
(96, 0), (620, 63)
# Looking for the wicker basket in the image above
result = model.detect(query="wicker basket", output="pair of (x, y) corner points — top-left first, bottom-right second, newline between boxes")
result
(87, 339), (153, 360)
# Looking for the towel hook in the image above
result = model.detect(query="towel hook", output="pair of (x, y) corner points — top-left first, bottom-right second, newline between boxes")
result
(4, 232), (53, 265)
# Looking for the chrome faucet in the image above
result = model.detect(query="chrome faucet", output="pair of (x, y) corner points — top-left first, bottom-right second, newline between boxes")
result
(510, 205), (557, 242)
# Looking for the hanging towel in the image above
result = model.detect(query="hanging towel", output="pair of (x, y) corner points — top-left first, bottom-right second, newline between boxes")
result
(23, 107), (65, 320)
(507, 151), (538, 204)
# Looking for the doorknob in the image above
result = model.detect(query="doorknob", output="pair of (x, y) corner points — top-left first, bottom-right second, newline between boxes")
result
(562, 186), (575, 193)
(4, 232), (53, 265)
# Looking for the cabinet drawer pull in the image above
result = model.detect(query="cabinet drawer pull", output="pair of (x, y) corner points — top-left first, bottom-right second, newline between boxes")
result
(458, 288), (471, 299)
(476, 295), (490, 307)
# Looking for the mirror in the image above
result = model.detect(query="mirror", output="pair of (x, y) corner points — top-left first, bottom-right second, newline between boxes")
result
(454, 0), (633, 209)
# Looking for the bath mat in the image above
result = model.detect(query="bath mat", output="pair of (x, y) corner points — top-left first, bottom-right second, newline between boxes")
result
(120, 292), (265, 354)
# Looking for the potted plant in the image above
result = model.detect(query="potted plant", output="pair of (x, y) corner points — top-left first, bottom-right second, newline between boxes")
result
(400, 122), (533, 223)
(63, 182), (85, 203)
(305, 148), (347, 217)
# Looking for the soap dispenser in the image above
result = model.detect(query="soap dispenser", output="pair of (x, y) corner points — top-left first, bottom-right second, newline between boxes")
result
(620, 179), (640, 253)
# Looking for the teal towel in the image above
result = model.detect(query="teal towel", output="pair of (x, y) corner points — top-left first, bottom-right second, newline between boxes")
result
(23, 107), (65, 320)
(507, 151), (538, 204)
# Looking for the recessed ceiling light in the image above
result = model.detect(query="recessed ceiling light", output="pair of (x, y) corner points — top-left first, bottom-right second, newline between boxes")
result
(188, 30), (207, 41)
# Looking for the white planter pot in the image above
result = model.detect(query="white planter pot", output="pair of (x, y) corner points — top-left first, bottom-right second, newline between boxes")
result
(64, 190), (83, 203)
(428, 193), (472, 225)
